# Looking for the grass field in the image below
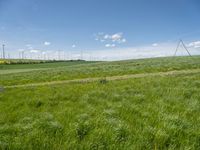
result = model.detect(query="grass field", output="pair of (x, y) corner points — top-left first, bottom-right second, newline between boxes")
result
(0, 56), (200, 149)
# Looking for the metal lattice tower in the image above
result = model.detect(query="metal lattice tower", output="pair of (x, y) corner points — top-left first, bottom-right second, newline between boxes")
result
(174, 39), (191, 56)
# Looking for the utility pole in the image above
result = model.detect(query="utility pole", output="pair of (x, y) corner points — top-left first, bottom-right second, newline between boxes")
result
(22, 51), (24, 59)
(64, 52), (66, 60)
(58, 50), (61, 60)
(18, 52), (21, 59)
(89, 52), (92, 61)
(80, 51), (83, 60)
(2, 44), (5, 59)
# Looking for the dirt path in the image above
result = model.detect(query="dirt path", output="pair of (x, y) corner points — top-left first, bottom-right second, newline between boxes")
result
(4, 68), (200, 89)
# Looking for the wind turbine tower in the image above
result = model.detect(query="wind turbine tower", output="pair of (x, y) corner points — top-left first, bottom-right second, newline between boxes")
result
(2, 44), (5, 59)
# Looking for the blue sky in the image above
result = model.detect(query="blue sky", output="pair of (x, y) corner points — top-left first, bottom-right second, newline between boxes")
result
(0, 0), (200, 60)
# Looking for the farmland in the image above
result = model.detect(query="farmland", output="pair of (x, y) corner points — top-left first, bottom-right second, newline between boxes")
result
(0, 56), (200, 149)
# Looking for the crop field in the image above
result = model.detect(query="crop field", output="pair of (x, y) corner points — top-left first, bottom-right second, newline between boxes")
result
(0, 56), (200, 149)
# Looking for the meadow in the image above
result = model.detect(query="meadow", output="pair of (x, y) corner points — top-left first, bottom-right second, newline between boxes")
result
(0, 56), (200, 149)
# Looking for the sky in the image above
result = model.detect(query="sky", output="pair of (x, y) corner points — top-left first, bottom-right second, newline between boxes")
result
(0, 0), (200, 60)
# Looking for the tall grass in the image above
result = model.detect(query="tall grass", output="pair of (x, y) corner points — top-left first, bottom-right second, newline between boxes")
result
(1, 56), (200, 86)
(0, 71), (199, 149)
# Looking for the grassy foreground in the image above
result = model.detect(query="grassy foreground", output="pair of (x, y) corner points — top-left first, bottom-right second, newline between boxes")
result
(0, 56), (200, 149)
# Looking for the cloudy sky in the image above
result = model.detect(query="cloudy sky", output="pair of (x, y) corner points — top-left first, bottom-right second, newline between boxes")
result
(0, 0), (200, 60)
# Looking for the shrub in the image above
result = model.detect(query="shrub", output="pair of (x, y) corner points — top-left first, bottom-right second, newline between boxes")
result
(75, 121), (91, 140)
(99, 78), (108, 84)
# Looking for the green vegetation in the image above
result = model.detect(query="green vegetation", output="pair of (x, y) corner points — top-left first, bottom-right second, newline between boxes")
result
(0, 59), (89, 65)
(0, 60), (96, 76)
(0, 56), (200, 149)
(1, 56), (200, 86)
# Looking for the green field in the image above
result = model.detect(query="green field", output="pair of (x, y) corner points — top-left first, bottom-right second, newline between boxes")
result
(0, 56), (200, 149)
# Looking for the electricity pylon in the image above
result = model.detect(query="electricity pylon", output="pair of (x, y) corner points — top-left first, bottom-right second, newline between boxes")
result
(174, 39), (191, 56)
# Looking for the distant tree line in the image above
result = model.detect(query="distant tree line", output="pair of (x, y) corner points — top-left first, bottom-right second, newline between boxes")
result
(0, 59), (85, 65)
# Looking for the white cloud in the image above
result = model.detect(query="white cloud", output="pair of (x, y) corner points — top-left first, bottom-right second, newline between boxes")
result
(72, 44), (76, 48)
(30, 50), (39, 53)
(95, 32), (126, 46)
(10, 41), (200, 61)
(121, 38), (126, 43)
(188, 41), (200, 48)
(111, 33), (123, 42)
(105, 44), (116, 48)
(44, 41), (51, 46)
(83, 41), (200, 61)
(152, 43), (158, 47)
(26, 44), (33, 50)
(104, 34), (111, 39)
